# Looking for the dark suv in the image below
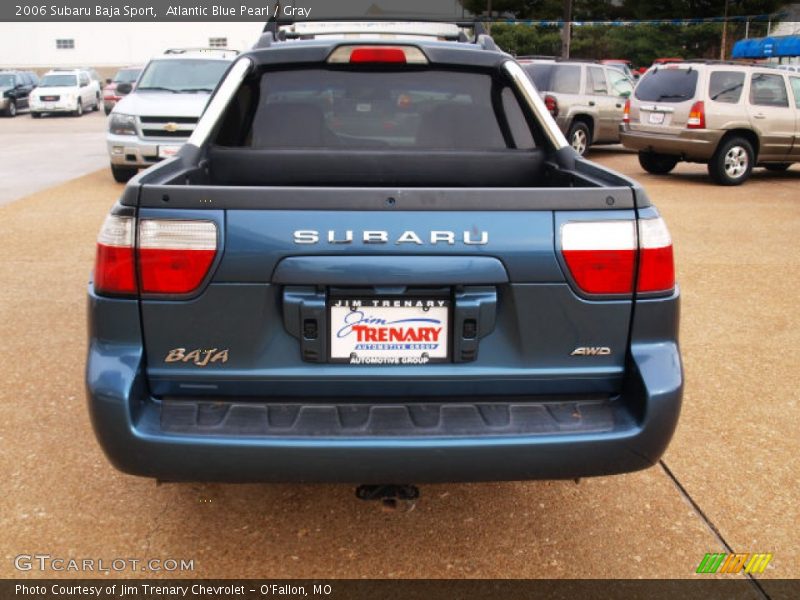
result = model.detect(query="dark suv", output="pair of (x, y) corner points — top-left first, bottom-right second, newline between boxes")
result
(0, 71), (35, 117)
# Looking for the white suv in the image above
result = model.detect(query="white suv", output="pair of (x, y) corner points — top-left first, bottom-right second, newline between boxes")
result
(30, 69), (100, 117)
(106, 48), (236, 182)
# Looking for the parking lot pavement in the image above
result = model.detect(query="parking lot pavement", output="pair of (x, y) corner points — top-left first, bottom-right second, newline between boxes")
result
(0, 152), (798, 583)
(0, 111), (107, 206)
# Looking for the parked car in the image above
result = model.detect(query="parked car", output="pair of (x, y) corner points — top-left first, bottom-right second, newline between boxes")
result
(0, 70), (35, 117)
(29, 69), (100, 117)
(87, 23), (682, 485)
(522, 59), (634, 155)
(106, 48), (236, 182)
(102, 66), (143, 114)
(602, 59), (639, 81)
(620, 60), (800, 185)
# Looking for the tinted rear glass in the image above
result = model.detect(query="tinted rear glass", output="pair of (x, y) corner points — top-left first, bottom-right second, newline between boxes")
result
(708, 71), (745, 103)
(236, 69), (534, 150)
(635, 68), (699, 102)
(523, 64), (581, 94)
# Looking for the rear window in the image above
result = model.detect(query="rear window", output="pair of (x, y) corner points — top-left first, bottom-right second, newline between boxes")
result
(523, 64), (581, 94)
(708, 71), (745, 103)
(225, 69), (537, 150)
(635, 68), (699, 102)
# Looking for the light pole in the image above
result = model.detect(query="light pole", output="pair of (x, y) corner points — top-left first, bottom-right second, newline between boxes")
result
(720, 0), (730, 60)
(561, 0), (572, 59)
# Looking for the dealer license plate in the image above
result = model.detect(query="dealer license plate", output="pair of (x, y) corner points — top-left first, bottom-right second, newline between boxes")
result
(157, 145), (181, 158)
(329, 297), (450, 365)
(648, 112), (665, 125)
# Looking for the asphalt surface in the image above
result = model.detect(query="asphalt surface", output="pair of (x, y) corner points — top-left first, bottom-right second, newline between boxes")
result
(0, 118), (798, 587)
(0, 110), (107, 206)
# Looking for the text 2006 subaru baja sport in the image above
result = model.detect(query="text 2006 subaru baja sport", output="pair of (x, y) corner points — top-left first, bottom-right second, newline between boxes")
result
(86, 21), (682, 484)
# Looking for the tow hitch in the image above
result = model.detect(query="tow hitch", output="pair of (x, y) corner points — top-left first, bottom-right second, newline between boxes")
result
(356, 484), (419, 511)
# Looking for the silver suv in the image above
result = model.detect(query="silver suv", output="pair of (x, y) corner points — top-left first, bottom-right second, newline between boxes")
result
(520, 58), (634, 155)
(620, 60), (800, 185)
(106, 48), (236, 182)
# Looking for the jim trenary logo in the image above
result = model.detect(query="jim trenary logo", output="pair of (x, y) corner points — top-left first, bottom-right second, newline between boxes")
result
(696, 552), (772, 574)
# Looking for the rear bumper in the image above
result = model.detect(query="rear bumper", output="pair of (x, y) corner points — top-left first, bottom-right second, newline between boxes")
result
(620, 126), (722, 161)
(86, 290), (683, 484)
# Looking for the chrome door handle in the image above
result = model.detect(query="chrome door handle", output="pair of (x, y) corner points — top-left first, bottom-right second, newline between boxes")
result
(753, 114), (767, 119)
(588, 101), (595, 106)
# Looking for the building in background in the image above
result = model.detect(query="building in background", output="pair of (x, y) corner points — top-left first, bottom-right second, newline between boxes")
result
(0, 22), (263, 75)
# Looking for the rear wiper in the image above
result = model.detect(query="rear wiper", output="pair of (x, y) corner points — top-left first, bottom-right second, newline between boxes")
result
(710, 84), (742, 100)
(177, 88), (214, 93)
(137, 86), (178, 93)
(656, 94), (688, 100)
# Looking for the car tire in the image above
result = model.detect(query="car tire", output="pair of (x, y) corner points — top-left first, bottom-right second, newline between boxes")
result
(638, 151), (679, 175)
(708, 137), (754, 185)
(94, 93), (100, 111)
(104, 106), (111, 116)
(567, 121), (591, 156)
(111, 164), (137, 183)
(31, 111), (41, 119)
(4, 100), (16, 117)
(73, 100), (83, 117)
(763, 163), (791, 172)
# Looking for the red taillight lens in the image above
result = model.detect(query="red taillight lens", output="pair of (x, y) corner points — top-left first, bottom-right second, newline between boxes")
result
(637, 217), (675, 293)
(560, 218), (675, 296)
(623, 99), (631, 124)
(94, 215), (136, 295)
(687, 101), (705, 129)
(544, 94), (559, 118)
(138, 220), (217, 294)
(561, 221), (636, 294)
(350, 47), (407, 63)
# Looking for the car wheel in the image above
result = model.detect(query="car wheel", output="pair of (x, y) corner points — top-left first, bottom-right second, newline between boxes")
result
(708, 137), (753, 185)
(567, 122), (590, 156)
(73, 100), (83, 117)
(104, 106), (111, 116)
(638, 151), (679, 175)
(111, 164), (137, 183)
(5, 100), (16, 117)
(94, 93), (100, 111)
(763, 163), (791, 172)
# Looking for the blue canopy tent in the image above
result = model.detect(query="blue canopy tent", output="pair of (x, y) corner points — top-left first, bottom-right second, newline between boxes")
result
(732, 35), (800, 58)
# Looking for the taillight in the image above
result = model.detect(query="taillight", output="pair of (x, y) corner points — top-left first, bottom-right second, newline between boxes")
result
(93, 217), (218, 297)
(637, 217), (674, 293)
(560, 218), (674, 296)
(544, 94), (559, 118)
(138, 220), (217, 294)
(623, 99), (631, 124)
(687, 101), (705, 129)
(328, 45), (428, 65)
(94, 215), (136, 295)
(561, 221), (636, 294)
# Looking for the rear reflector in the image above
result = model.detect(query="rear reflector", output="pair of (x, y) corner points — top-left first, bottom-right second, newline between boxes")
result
(94, 215), (136, 296)
(138, 220), (217, 294)
(561, 218), (675, 296)
(687, 101), (705, 129)
(328, 45), (428, 65)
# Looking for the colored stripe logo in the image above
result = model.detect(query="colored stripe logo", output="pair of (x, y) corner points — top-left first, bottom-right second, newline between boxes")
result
(696, 553), (772, 574)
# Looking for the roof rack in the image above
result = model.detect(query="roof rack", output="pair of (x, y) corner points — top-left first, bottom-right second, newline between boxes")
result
(256, 18), (500, 50)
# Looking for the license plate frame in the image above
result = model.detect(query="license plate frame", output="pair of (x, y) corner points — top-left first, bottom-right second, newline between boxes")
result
(328, 297), (451, 365)
(157, 144), (182, 158)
